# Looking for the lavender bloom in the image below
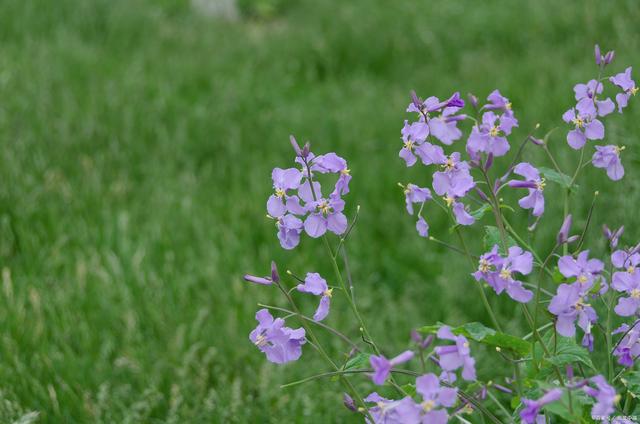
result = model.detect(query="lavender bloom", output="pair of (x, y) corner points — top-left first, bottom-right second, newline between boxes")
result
(548, 284), (598, 347)
(267, 168), (303, 218)
(612, 249), (640, 272)
(296, 273), (333, 321)
(474, 245), (534, 303)
(613, 321), (640, 366)
(428, 106), (465, 145)
(595, 44), (602, 65)
(313, 152), (351, 195)
(404, 184), (432, 215)
(592, 145), (625, 181)
(452, 201), (475, 226)
(302, 191), (348, 238)
(276, 214), (304, 250)
(435, 326), (476, 381)
(416, 216), (429, 238)
(484, 89), (516, 116)
(508, 162), (545, 217)
(562, 102), (604, 150)
(244, 261), (280, 285)
(584, 375), (619, 419)
(364, 393), (422, 424)
(249, 309), (306, 364)
(610, 67), (637, 112)
(557, 250), (604, 291)
(370, 350), (414, 385)
(612, 271), (640, 317)
(399, 120), (430, 166)
(467, 111), (514, 157)
(431, 152), (476, 199)
(520, 389), (563, 424)
(573, 80), (615, 117)
(415, 373), (458, 424)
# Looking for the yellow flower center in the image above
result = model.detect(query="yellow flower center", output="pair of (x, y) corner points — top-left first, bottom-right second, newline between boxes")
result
(323, 288), (333, 298)
(630, 87), (639, 96)
(341, 168), (351, 175)
(577, 275), (588, 284)
(254, 333), (268, 347)
(318, 201), (331, 215)
(444, 196), (455, 207)
(631, 289), (640, 299)
(499, 268), (512, 280)
(443, 157), (455, 171)
(421, 400), (436, 412)
(574, 298), (589, 310)
(404, 140), (414, 150)
(615, 145), (626, 156)
(535, 178), (546, 191)
(628, 265), (635, 274)
(506, 102), (512, 110)
(572, 117), (585, 128)
(275, 188), (286, 198)
(489, 126), (500, 137)
(478, 259), (492, 273)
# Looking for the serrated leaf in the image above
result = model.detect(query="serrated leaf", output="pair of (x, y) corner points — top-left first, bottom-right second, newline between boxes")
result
(343, 352), (371, 371)
(621, 371), (640, 397)
(546, 337), (595, 370)
(483, 226), (518, 255)
(418, 322), (530, 357)
(539, 167), (577, 191)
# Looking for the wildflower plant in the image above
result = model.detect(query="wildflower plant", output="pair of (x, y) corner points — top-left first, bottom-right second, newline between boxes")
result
(243, 45), (640, 422)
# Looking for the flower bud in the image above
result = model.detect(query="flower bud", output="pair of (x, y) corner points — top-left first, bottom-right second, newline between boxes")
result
(270, 261), (280, 283)
(594, 44), (602, 65)
(410, 90), (421, 109)
(557, 214), (572, 244)
(289, 135), (302, 156)
(528, 136), (544, 146)
(343, 394), (357, 412)
(604, 50), (615, 65)
(484, 153), (494, 171)
(474, 187), (489, 202)
(301, 142), (311, 158)
(567, 235), (580, 243)
(468, 92), (479, 109)
(243, 274), (273, 285)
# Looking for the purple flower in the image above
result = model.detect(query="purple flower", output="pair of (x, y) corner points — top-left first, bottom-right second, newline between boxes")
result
(612, 249), (640, 272)
(370, 350), (414, 385)
(610, 67), (637, 112)
(613, 321), (640, 367)
(249, 309), (306, 364)
(557, 214), (573, 245)
(428, 106), (465, 145)
(612, 271), (640, 317)
(404, 184), (432, 215)
(562, 102), (604, 150)
(520, 389), (563, 424)
(508, 162), (545, 216)
(451, 201), (475, 226)
(548, 283), (597, 347)
(484, 89), (516, 116)
(313, 152), (351, 195)
(364, 393), (422, 424)
(592, 145), (625, 181)
(267, 168), (303, 218)
(466, 111), (514, 157)
(244, 261), (280, 285)
(584, 375), (618, 419)
(301, 191), (348, 238)
(435, 326), (476, 381)
(573, 80), (615, 117)
(604, 225), (624, 249)
(416, 216), (429, 238)
(415, 373), (457, 424)
(296, 272), (333, 321)
(276, 214), (303, 250)
(557, 250), (604, 291)
(399, 120), (430, 166)
(474, 245), (534, 303)
(431, 152), (475, 199)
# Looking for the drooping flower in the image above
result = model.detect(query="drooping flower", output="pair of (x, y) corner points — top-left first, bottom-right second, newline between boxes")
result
(584, 375), (619, 419)
(474, 245), (534, 303)
(434, 326), (476, 381)
(603, 225), (624, 249)
(399, 120), (430, 166)
(520, 389), (563, 424)
(612, 321), (640, 367)
(415, 373), (458, 424)
(466, 111), (515, 157)
(249, 309), (306, 364)
(370, 350), (414, 385)
(404, 184), (432, 215)
(451, 201), (475, 226)
(592, 145), (625, 181)
(267, 168), (303, 218)
(557, 250), (604, 292)
(562, 101), (605, 149)
(610, 67), (637, 112)
(296, 273), (333, 321)
(508, 162), (545, 216)
(416, 216), (429, 238)
(244, 261), (280, 286)
(364, 393), (422, 424)
(276, 214), (304, 250)
(548, 283), (598, 348)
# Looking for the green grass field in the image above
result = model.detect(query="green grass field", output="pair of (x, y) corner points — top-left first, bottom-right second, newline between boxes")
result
(1, 0), (639, 422)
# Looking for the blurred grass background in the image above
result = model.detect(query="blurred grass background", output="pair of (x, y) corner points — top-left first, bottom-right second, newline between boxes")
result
(0, 0), (639, 422)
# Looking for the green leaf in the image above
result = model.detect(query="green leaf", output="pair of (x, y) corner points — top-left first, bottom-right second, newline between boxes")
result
(418, 322), (530, 357)
(471, 203), (492, 220)
(546, 336), (595, 369)
(539, 167), (577, 191)
(621, 371), (640, 397)
(551, 266), (565, 284)
(343, 352), (370, 371)
(401, 383), (416, 397)
(483, 226), (518, 254)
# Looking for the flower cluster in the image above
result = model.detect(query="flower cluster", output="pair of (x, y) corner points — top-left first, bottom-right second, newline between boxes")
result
(242, 43), (637, 423)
